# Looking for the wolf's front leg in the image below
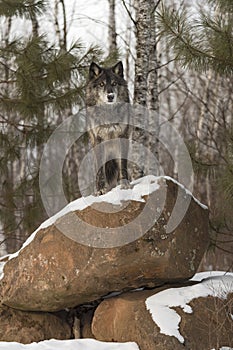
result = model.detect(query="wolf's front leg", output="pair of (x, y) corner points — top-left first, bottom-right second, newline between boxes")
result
(118, 158), (132, 189)
(95, 166), (108, 195)
(93, 141), (108, 196)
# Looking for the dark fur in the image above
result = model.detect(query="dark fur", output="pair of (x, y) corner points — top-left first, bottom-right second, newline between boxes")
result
(86, 61), (130, 194)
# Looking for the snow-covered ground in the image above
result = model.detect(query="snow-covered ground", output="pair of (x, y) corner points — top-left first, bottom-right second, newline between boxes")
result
(146, 271), (233, 344)
(0, 339), (139, 350)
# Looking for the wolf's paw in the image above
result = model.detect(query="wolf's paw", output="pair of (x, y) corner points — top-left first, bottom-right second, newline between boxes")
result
(119, 179), (133, 190)
(94, 187), (108, 196)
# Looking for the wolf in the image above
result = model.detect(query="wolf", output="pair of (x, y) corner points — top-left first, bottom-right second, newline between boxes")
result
(86, 61), (130, 195)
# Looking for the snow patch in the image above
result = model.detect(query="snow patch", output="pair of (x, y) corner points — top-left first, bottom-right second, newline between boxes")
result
(0, 232), (7, 256)
(0, 261), (5, 280)
(146, 272), (233, 344)
(0, 339), (139, 350)
(191, 270), (232, 281)
(212, 348), (233, 350)
(163, 176), (208, 209)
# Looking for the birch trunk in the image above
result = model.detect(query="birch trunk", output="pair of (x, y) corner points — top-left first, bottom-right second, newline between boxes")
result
(133, 0), (151, 107)
(108, 0), (117, 53)
(54, 0), (68, 49)
(146, 6), (159, 175)
(132, 0), (159, 178)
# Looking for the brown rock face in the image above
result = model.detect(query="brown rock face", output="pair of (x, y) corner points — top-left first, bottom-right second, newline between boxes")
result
(92, 280), (233, 350)
(1, 177), (209, 312)
(0, 305), (71, 343)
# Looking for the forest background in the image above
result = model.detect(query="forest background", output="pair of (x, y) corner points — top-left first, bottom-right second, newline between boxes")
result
(0, 0), (232, 272)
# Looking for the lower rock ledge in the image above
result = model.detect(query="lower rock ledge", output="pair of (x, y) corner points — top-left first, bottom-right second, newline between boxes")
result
(91, 273), (233, 350)
(0, 305), (71, 343)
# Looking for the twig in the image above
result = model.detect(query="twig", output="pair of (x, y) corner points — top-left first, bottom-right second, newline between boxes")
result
(121, 0), (137, 27)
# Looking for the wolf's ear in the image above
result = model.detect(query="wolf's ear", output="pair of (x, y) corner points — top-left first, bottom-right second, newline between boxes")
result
(112, 61), (124, 78)
(89, 62), (102, 79)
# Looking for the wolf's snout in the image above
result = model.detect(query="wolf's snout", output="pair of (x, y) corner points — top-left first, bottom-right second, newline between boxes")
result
(107, 93), (114, 102)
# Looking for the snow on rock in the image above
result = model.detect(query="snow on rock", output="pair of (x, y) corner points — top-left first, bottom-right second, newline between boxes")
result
(146, 272), (233, 343)
(0, 261), (5, 280)
(7, 176), (158, 260)
(0, 339), (139, 350)
(8, 176), (159, 259)
(163, 176), (208, 210)
(0, 233), (7, 257)
(8, 175), (207, 260)
(92, 271), (233, 350)
(212, 348), (233, 350)
(191, 270), (233, 281)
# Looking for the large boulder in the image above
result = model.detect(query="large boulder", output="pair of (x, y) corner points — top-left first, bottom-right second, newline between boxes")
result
(0, 305), (71, 343)
(0, 176), (209, 311)
(92, 273), (233, 350)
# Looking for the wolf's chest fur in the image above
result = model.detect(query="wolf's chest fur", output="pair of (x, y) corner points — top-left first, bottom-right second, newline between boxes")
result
(96, 124), (124, 139)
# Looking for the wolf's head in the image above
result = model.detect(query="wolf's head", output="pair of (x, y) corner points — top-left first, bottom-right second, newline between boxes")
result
(86, 61), (129, 106)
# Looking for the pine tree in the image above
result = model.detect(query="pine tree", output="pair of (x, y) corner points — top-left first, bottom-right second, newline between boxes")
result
(156, 0), (233, 261)
(0, 0), (101, 253)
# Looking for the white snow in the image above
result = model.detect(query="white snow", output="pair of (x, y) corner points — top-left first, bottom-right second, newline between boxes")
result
(0, 232), (7, 256)
(163, 176), (208, 210)
(190, 270), (232, 281)
(0, 339), (139, 350)
(212, 348), (233, 350)
(6, 175), (207, 261)
(146, 272), (233, 344)
(0, 261), (5, 280)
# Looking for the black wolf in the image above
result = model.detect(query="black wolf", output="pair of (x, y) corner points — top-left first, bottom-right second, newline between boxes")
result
(86, 61), (130, 195)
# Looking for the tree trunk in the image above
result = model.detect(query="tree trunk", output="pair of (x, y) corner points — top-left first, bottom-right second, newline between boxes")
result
(146, 5), (159, 174)
(133, 0), (151, 107)
(131, 0), (159, 179)
(108, 0), (117, 53)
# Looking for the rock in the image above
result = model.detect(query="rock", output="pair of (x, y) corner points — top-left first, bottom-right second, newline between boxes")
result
(1, 176), (209, 311)
(0, 305), (71, 343)
(80, 309), (95, 339)
(92, 274), (233, 350)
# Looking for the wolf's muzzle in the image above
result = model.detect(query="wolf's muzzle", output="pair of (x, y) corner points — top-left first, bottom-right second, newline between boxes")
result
(107, 93), (115, 102)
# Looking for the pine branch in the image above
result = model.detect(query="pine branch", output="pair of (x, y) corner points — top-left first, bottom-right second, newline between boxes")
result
(0, 0), (46, 19)
(156, 3), (233, 75)
(208, 0), (233, 13)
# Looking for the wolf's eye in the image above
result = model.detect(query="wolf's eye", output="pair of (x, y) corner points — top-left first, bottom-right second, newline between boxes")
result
(112, 81), (117, 86)
(99, 82), (105, 87)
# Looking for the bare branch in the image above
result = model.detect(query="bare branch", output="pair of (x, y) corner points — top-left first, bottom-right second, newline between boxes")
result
(121, 0), (137, 27)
